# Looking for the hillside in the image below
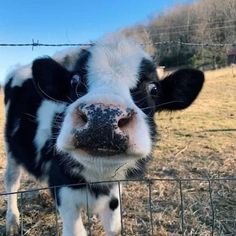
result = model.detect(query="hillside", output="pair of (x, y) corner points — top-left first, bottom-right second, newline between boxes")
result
(122, 0), (236, 69)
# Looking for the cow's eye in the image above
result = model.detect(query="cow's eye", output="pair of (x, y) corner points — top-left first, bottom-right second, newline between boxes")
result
(71, 74), (81, 86)
(147, 83), (158, 97)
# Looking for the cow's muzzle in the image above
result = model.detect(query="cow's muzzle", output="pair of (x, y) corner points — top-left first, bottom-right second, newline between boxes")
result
(72, 103), (135, 156)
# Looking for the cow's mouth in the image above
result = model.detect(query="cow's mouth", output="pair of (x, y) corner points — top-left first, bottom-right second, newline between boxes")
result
(80, 147), (125, 157)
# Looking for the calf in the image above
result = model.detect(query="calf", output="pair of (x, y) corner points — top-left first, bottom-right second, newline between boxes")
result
(3, 34), (204, 236)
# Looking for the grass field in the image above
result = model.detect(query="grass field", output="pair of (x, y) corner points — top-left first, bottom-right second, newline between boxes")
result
(0, 67), (235, 235)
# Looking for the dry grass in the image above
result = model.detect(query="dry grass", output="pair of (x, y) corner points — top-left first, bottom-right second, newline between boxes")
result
(0, 66), (235, 235)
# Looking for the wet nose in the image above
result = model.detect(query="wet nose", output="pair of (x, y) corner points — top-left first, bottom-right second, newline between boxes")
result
(72, 103), (135, 155)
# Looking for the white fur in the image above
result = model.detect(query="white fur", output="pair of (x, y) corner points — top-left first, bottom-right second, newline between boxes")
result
(34, 100), (66, 163)
(88, 35), (150, 90)
(99, 184), (121, 236)
(5, 154), (22, 235)
(4, 64), (32, 88)
(79, 156), (137, 182)
(53, 47), (85, 71)
(58, 187), (89, 236)
(58, 184), (121, 236)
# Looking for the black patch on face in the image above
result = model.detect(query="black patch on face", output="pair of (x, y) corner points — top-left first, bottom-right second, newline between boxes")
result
(138, 58), (158, 85)
(69, 49), (91, 101)
(130, 58), (159, 141)
(74, 49), (91, 78)
(131, 58), (159, 116)
(52, 112), (65, 139)
(109, 197), (119, 211)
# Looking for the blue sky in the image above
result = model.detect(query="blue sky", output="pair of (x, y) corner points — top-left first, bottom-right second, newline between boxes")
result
(0, 0), (192, 82)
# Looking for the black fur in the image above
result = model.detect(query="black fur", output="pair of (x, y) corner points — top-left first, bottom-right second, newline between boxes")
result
(4, 79), (42, 177)
(32, 58), (72, 102)
(157, 69), (204, 111)
(69, 49), (90, 102)
(109, 197), (119, 211)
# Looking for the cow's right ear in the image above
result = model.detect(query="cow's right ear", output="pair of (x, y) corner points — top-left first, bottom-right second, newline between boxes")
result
(32, 57), (72, 101)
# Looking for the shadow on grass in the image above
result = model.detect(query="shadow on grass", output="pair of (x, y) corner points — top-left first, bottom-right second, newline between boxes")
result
(200, 129), (236, 133)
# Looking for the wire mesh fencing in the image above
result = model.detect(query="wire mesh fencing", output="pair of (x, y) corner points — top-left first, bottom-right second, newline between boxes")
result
(0, 177), (235, 236)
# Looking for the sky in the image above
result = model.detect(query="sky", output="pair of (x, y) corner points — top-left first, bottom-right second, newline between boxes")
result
(0, 0), (192, 83)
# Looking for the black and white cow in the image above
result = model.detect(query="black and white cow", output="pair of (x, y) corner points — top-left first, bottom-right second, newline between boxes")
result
(3, 34), (204, 236)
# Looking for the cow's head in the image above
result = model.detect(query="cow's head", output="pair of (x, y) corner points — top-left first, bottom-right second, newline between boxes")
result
(32, 36), (204, 178)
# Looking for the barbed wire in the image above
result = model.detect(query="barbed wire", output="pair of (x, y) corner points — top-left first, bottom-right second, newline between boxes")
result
(0, 40), (235, 49)
(0, 39), (93, 49)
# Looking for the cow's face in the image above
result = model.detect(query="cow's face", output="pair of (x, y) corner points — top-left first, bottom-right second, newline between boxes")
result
(32, 37), (204, 171)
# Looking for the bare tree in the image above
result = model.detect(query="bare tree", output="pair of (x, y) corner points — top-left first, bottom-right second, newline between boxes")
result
(122, 0), (236, 69)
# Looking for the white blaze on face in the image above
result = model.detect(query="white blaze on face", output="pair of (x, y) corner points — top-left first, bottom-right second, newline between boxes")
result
(88, 35), (151, 90)
(87, 35), (152, 156)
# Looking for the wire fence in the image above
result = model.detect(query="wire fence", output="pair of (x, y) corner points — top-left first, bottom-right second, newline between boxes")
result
(1, 39), (235, 71)
(0, 40), (93, 49)
(0, 19), (235, 49)
(0, 177), (236, 235)
(0, 40), (235, 48)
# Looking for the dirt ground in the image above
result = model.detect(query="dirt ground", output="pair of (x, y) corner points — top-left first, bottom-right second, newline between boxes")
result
(0, 67), (235, 235)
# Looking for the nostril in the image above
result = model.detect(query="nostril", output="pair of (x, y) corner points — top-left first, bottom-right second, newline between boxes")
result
(79, 111), (88, 124)
(118, 110), (135, 129)
(73, 108), (88, 127)
(118, 117), (131, 128)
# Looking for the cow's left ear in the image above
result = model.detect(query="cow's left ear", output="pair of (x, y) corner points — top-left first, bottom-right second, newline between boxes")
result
(156, 69), (204, 111)
(32, 57), (72, 101)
